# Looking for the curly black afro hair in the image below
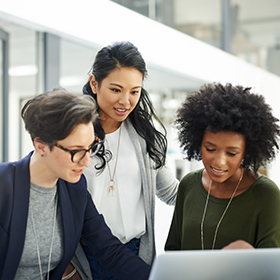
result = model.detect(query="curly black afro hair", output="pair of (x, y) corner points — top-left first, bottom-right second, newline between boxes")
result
(175, 82), (280, 174)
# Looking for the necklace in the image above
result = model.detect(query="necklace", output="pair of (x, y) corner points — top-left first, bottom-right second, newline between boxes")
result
(201, 167), (244, 250)
(30, 191), (58, 280)
(106, 125), (121, 196)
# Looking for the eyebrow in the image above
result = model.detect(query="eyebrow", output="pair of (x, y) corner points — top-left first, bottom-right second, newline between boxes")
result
(109, 83), (142, 89)
(65, 141), (95, 150)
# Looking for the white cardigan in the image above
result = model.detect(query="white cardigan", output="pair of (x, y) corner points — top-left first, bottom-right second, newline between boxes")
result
(123, 119), (178, 264)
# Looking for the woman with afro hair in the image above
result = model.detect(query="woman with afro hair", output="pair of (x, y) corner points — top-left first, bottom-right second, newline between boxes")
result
(165, 82), (280, 251)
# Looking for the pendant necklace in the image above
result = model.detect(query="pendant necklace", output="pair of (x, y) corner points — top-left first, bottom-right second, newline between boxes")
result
(201, 167), (244, 250)
(106, 125), (121, 196)
(30, 191), (58, 280)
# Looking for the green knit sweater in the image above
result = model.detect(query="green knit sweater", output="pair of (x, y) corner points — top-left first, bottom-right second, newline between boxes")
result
(165, 169), (280, 250)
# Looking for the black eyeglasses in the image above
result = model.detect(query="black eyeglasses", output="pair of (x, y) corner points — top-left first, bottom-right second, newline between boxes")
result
(54, 137), (103, 163)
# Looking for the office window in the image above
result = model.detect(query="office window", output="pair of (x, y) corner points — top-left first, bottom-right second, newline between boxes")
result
(0, 41), (3, 161)
(111, 0), (175, 27)
(0, 19), (38, 160)
(231, 0), (280, 75)
(60, 39), (99, 92)
(174, 0), (222, 49)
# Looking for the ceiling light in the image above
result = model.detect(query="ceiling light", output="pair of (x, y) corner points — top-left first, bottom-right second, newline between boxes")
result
(9, 65), (38, 76)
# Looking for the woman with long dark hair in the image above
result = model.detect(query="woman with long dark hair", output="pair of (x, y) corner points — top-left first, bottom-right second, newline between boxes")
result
(79, 41), (178, 279)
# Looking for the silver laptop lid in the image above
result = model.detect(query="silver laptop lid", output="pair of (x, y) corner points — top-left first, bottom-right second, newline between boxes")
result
(149, 248), (280, 280)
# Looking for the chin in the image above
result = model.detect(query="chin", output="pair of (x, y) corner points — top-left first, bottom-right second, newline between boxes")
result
(64, 176), (81, 184)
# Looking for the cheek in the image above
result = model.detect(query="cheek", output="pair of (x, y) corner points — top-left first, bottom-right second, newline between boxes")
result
(130, 95), (141, 108)
(202, 156), (211, 168)
(226, 156), (243, 173)
(52, 153), (72, 170)
(233, 156), (244, 167)
(98, 92), (117, 108)
(201, 148), (210, 161)
(201, 153), (212, 169)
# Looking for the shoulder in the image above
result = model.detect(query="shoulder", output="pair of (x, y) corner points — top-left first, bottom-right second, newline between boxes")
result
(0, 156), (31, 204)
(0, 161), (16, 174)
(178, 169), (203, 195)
(180, 169), (203, 185)
(172, 169), (203, 208)
(251, 175), (280, 203)
(0, 151), (33, 175)
(0, 157), (28, 185)
(253, 175), (279, 192)
(0, 162), (16, 192)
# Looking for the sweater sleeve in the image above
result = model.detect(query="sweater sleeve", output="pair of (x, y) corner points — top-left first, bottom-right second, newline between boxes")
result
(156, 165), (179, 206)
(164, 174), (189, 250)
(254, 176), (280, 248)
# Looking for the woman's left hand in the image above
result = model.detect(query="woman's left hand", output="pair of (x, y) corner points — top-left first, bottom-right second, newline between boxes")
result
(222, 240), (254, 250)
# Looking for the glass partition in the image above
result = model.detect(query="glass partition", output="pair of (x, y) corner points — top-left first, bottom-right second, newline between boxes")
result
(0, 27), (9, 163)
(60, 39), (99, 92)
(0, 19), (38, 161)
(0, 40), (3, 162)
(231, 0), (280, 76)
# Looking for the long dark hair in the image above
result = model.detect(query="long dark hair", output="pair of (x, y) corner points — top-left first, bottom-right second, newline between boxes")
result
(83, 41), (167, 170)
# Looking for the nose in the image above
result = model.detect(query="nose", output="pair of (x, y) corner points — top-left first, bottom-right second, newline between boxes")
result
(119, 92), (130, 106)
(214, 152), (226, 168)
(79, 151), (91, 167)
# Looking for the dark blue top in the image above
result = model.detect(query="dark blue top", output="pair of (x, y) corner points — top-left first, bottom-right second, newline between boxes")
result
(0, 152), (150, 279)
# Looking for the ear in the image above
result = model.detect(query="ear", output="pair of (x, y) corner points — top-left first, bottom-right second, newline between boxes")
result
(34, 137), (48, 157)
(89, 75), (98, 94)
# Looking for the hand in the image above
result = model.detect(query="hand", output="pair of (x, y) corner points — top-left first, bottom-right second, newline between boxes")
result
(222, 240), (254, 250)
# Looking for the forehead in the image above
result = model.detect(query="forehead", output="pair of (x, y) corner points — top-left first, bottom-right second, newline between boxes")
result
(103, 67), (143, 83)
(59, 123), (94, 146)
(202, 130), (246, 149)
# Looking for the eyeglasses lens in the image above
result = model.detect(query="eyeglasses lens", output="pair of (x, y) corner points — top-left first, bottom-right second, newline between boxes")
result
(73, 150), (87, 163)
(72, 139), (102, 163)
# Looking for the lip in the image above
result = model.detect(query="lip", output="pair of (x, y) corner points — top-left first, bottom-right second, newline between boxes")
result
(114, 108), (129, 116)
(72, 169), (84, 176)
(210, 166), (227, 177)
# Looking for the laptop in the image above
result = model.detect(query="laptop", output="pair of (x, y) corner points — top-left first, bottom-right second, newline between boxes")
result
(149, 248), (280, 280)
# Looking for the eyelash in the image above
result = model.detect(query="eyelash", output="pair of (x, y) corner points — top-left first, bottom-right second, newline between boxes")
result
(110, 88), (140, 94)
(111, 88), (120, 93)
(205, 147), (237, 156)
(227, 152), (237, 156)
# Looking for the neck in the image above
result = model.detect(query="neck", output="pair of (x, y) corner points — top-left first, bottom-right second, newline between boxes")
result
(30, 152), (58, 188)
(204, 167), (244, 198)
(101, 120), (122, 134)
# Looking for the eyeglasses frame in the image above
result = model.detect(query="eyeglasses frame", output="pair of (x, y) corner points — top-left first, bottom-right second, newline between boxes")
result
(54, 137), (103, 163)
